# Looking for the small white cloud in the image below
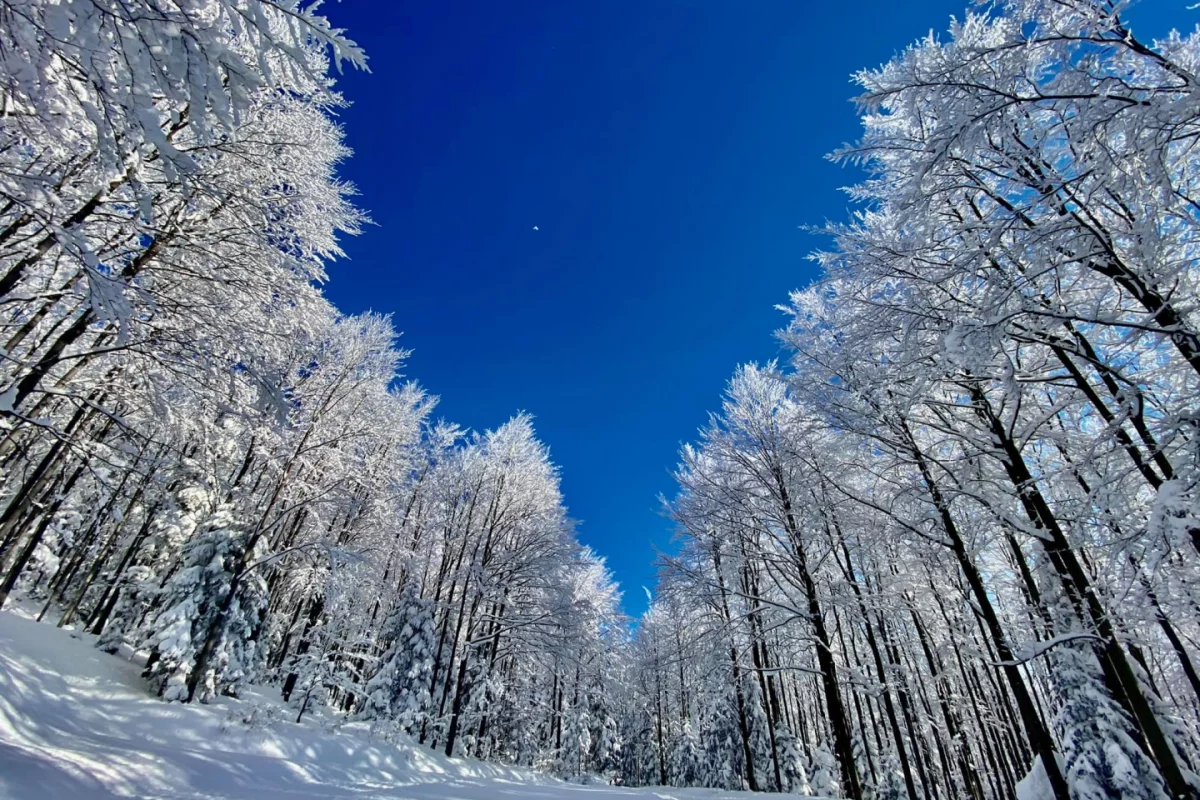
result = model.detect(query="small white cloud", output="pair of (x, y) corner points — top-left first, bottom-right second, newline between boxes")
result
(532, 226), (539, 231)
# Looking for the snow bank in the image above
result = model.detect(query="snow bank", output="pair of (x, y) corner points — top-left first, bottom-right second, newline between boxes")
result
(0, 608), (762, 799)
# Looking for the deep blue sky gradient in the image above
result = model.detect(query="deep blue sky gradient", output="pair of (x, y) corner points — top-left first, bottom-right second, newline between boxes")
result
(322, 1), (1186, 616)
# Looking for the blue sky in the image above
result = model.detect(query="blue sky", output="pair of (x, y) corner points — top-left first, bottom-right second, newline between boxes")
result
(323, 1), (1186, 616)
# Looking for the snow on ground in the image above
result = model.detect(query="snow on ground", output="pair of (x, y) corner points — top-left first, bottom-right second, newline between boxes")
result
(0, 608), (764, 800)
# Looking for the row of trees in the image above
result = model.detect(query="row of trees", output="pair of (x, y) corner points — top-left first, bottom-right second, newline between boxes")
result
(621, 1), (1200, 798)
(8, 1), (1200, 797)
(0, 0), (623, 775)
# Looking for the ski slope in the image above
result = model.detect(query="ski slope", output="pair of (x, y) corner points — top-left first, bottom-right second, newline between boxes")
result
(0, 608), (762, 800)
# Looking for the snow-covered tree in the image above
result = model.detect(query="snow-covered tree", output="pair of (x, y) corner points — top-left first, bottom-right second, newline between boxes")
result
(362, 582), (436, 731)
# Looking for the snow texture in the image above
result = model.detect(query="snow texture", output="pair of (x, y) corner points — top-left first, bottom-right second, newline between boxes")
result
(0, 607), (777, 800)
(1016, 757), (1055, 800)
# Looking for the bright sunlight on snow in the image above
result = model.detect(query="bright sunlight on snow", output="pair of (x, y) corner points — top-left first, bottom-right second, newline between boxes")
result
(0, 2), (1196, 800)
(0, 607), (767, 800)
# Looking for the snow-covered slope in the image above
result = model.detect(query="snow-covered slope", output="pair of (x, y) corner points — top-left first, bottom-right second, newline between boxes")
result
(0, 609), (760, 800)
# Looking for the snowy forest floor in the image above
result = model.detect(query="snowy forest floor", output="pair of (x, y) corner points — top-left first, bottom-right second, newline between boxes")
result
(0, 605), (770, 800)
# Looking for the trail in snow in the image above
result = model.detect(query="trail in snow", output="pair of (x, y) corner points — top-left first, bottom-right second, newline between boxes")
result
(0, 608), (761, 800)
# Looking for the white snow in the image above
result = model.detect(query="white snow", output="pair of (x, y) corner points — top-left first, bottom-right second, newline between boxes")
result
(0, 608), (762, 800)
(1015, 756), (1057, 800)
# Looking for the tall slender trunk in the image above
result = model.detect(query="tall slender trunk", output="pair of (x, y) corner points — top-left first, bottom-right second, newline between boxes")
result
(891, 413), (1070, 800)
(778, 479), (862, 800)
(711, 544), (759, 792)
(0, 461), (87, 608)
(840, 541), (919, 800)
(968, 383), (1194, 798)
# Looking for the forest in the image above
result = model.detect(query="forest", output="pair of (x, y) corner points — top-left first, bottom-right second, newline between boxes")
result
(1, 0), (1199, 799)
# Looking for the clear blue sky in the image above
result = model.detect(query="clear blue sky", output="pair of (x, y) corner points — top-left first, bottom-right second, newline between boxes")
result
(322, 0), (1186, 616)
